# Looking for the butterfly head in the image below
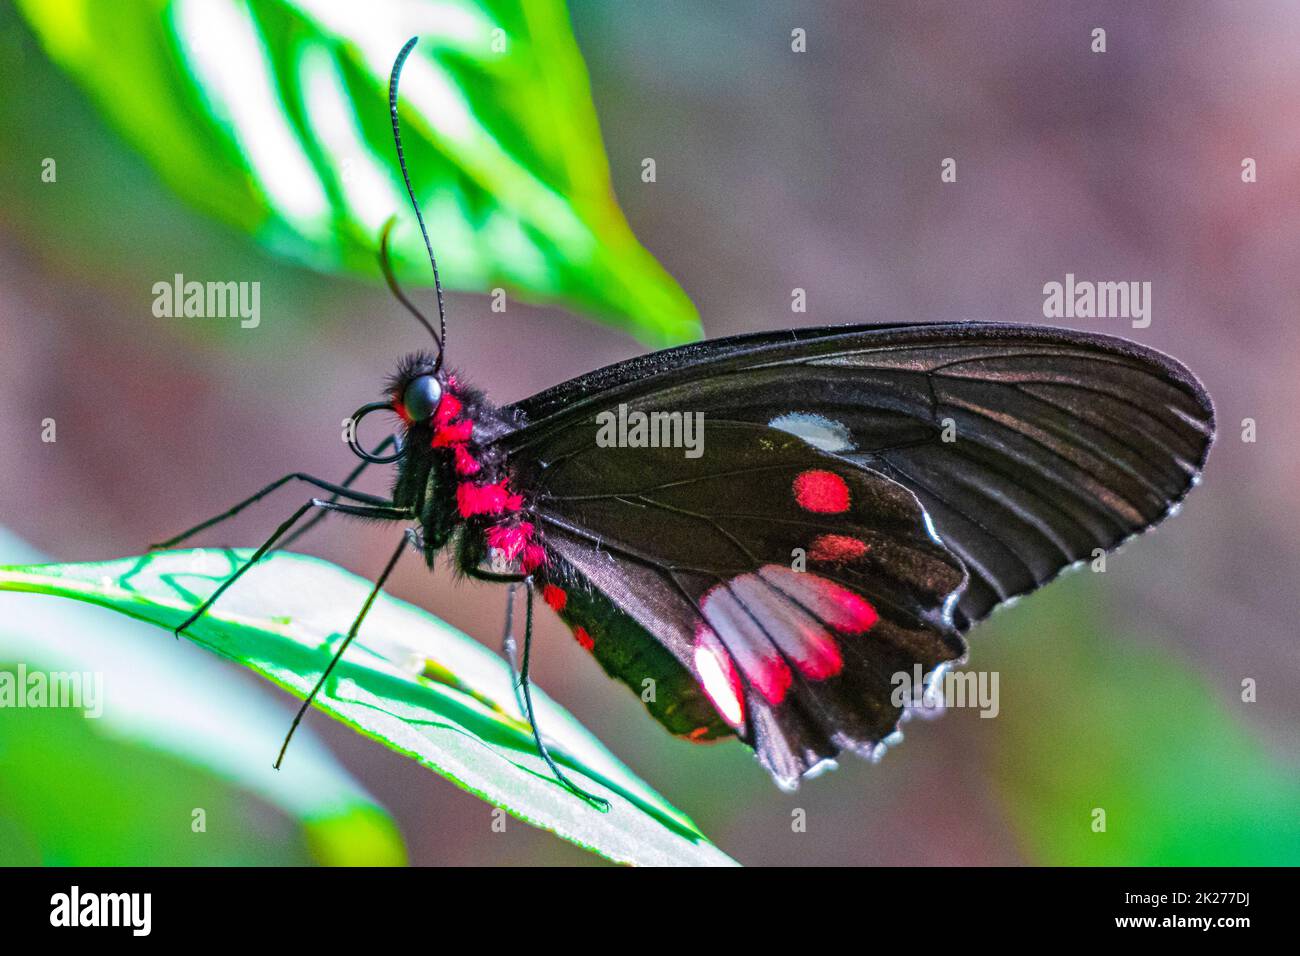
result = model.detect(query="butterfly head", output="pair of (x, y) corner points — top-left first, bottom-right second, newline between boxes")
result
(399, 371), (442, 423)
(343, 352), (452, 464)
(387, 351), (449, 427)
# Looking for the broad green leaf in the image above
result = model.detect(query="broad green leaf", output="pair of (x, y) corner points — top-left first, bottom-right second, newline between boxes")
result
(0, 530), (405, 866)
(15, 0), (700, 345)
(983, 580), (1300, 865)
(0, 549), (737, 867)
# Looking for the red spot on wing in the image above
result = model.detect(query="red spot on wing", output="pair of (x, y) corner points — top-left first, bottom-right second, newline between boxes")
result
(572, 626), (594, 652)
(687, 726), (711, 742)
(542, 584), (567, 613)
(809, 533), (869, 563)
(722, 570), (846, 683)
(793, 469), (850, 513)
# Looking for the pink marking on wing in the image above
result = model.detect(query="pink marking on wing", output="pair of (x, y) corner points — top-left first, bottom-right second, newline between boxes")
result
(759, 565), (879, 634)
(693, 627), (746, 727)
(795, 639), (843, 679)
(699, 583), (793, 704)
(808, 533), (869, 563)
(754, 655), (793, 703)
(728, 573), (843, 681)
(821, 587), (878, 634)
(792, 469), (850, 513)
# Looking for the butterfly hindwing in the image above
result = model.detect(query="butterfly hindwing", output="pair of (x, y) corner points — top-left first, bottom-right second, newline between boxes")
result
(524, 420), (967, 786)
(538, 562), (732, 742)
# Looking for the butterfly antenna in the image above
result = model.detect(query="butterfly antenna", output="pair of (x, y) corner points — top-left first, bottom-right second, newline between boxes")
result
(388, 35), (448, 370)
(378, 217), (441, 352)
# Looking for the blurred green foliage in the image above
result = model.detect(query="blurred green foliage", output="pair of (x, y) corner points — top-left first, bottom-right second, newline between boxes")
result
(0, 699), (401, 865)
(0, 548), (737, 866)
(985, 580), (1300, 865)
(15, 0), (700, 345)
(0, 531), (405, 866)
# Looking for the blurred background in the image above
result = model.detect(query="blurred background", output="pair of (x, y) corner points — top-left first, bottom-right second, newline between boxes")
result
(1, 0), (1297, 865)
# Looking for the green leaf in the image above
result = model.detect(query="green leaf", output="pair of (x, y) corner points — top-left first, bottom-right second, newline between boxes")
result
(983, 579), (1300, 865)
(0, 549), (737, 867)
(15, 0), (700, 345)
(0, 530), (406, 865)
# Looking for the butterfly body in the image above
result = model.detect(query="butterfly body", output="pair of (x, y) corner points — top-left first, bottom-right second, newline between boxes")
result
(384, 353), (532, 572)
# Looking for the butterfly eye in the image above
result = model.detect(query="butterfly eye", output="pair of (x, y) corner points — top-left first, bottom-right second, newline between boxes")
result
(403, 375), (443, 421)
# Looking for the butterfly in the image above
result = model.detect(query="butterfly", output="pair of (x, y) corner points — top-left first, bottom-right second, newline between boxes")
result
(157, 38), (1215, 806)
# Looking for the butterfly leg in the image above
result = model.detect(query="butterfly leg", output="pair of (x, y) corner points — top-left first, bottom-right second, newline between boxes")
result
(499, 583), (528, 717)
(150, 472), (396, 550)
(279, 436), (399, 550)
(274, 529), (412, 769)
(517, 579), (611, 812)
(172, 498), (412, 639)
(463, 566), (609, 809)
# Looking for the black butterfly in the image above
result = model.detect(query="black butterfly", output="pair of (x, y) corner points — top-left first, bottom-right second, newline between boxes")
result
(158, 38), (1214, 805)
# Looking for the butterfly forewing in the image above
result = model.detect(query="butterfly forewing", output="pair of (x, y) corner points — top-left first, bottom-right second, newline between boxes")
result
(508, 322), (1215, 630)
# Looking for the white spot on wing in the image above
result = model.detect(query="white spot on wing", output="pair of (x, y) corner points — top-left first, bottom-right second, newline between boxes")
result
(768, 412), (855, 453)
(693, 637), (744, 727)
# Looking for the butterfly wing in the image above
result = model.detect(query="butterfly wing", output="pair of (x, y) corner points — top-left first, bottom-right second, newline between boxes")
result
(508, 322), (1215, 629)
(538, 568), (734, 743)
(518, 419), (967, 787)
